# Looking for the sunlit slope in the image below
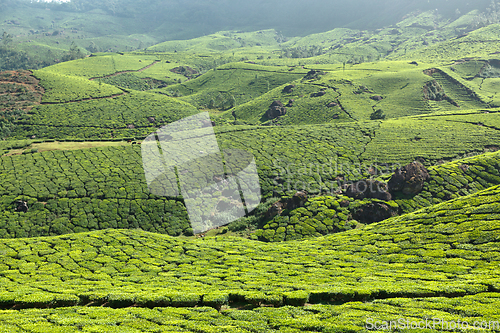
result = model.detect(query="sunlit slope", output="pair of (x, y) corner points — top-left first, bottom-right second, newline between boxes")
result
(1, 293), (500, 332)
(222, 60), (491, 125)
(395, 149), (500, 210)
(392, 24), (500, 62)
(154, 62), (307, 110)
(25, 55), (498, 131)
(0, 184), (499, 310)
(32, 70), (124, 103)
(39, 54), (160, 78)
(361, 109), (500, 165)
(11, 89), (200, 139)
(147, 30), (281, 53)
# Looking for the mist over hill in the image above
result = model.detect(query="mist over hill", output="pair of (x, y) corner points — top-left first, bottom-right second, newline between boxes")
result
(3, 0), (495, 37)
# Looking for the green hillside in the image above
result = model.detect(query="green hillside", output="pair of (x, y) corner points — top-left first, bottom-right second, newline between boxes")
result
(2, 4), (500, 330)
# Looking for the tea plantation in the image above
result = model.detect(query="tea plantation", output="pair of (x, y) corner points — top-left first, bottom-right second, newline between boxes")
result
(0, 185), (500, 330)
(2, 14), (500, 331)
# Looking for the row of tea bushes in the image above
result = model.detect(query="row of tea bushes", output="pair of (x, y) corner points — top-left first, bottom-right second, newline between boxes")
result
(1, 293), (500, 332)
(0, 185), (499, 309)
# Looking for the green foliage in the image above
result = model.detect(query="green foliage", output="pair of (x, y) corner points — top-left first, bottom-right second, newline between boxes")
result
(154, 62), (305, 111)
(0, 145), (191, 238)
(370, 109), (385, 120)
(43, 55), (159, 78)
(0, 185), (498, 315)
(33, 70), (123, 103)
(362, 110), (500, 165)
(61, 42), (85, 63)
(395, 150), (500, 214)
(1, 8), (500, 329)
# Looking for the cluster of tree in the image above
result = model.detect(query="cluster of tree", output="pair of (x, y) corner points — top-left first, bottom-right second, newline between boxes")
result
(280, 46), (326, 59)
(471, 1), (500, 28)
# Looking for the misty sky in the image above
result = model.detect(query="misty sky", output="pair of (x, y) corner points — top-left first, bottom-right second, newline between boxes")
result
(159, 0), (492, 35)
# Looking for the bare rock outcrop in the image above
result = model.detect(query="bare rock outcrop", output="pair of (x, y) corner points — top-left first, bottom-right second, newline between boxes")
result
(388, 161), (430, 195)
(265, 100), (287, 119)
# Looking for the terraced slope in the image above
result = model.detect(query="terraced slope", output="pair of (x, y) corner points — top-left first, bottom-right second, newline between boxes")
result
(0, 71), (45, 139)
(259, 150), (500, 242)
(11, 90), (200, 139)
(40, 55), (160, 79)
(154, 62), (307, 111)
(33, 71), (124, 103)
(2, 296), (500, 333)
(2, 111), (500, 239)
(222, 60), (495, 125)
(0, 185), (499, 331)
(361, 110), (500, 165)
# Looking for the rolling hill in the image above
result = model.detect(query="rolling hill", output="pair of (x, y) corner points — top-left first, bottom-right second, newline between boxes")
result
(1, 6), (500, 330)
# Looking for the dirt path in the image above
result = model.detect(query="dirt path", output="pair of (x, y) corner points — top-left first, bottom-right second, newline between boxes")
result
(40, 92), (128, 105)
(89, 60), (160, 81)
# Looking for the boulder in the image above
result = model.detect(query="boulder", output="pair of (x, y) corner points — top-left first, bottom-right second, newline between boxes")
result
(286, 99), (294, 107)
(285, 191), (308, 210)
(388, 161), (430, 195)
(304, 70), (320, 80)
(15, 200), (28, 213)
(344, 180), (392, 201)
(282, 85), (295, 93)
(327, 102), (338, 107)
(353, 202), (398, 224)
(147, 117), (155, 123)
(265, 100), (287, 119)
(370, 95), (383, 101)
(169, 66), (199, 77)
(311, 91), (326, 97)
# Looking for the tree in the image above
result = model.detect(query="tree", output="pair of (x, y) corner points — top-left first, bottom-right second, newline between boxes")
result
(61, 42), (85, 62)
(88, 41), (99, 53)
(1, 31), (12, 47)
(370, 109), (386, 120)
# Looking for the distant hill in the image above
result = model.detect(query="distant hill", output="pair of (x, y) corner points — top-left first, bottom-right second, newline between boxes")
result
(0, 0), (498, 70)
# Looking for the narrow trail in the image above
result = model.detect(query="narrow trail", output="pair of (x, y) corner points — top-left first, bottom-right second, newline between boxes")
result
(40, 91), (128, 105)
(89, 61), (160, 81)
